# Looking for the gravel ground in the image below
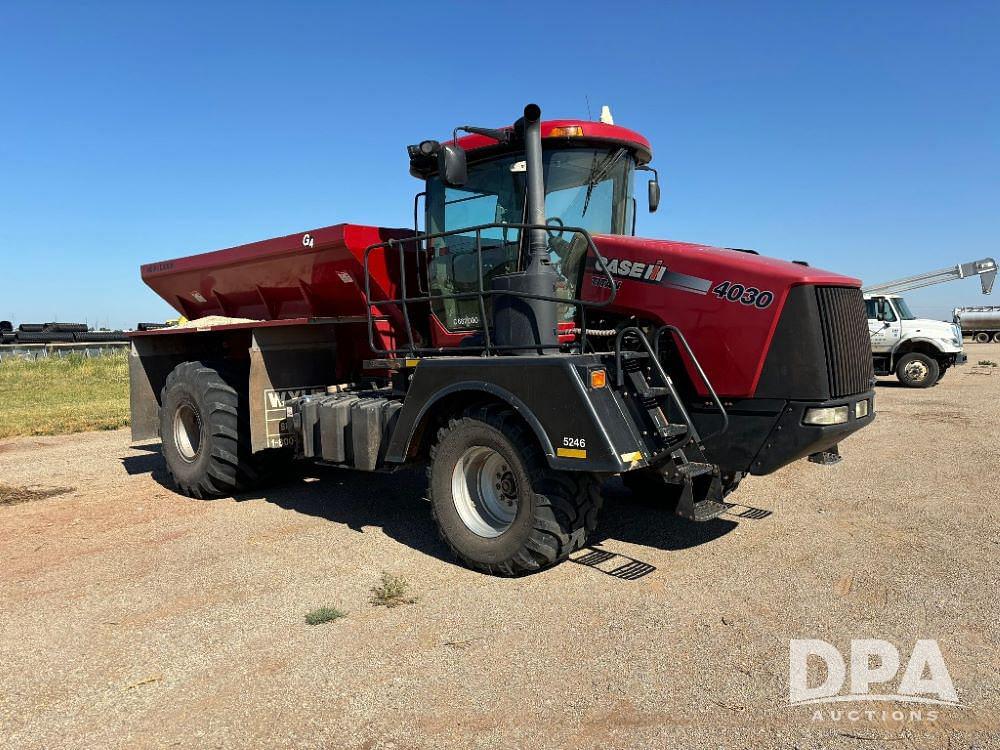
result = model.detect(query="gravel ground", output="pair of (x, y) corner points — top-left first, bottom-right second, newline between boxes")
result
(2, 345), (998, 749)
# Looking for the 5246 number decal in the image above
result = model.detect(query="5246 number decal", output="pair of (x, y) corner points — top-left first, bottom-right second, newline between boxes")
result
(712, 281), (774, 309)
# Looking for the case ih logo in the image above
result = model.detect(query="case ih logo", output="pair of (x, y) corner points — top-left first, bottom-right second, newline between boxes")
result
(592, 257), (712, 295)
(600, 257), (667, 283)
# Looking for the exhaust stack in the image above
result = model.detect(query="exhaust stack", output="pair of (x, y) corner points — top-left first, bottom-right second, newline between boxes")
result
(491, 104), (560, 354)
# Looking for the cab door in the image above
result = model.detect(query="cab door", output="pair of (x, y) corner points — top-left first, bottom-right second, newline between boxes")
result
(866, 296), (901, 353)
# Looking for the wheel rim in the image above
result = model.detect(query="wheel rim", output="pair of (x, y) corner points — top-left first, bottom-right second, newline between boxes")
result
(451, 446), (518, 538)
(173, 402), (202, 462)
(903, 359), (929, 382)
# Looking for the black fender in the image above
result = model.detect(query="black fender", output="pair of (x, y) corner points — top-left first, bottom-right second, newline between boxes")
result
(386, 380), (554, 460)
(384, 355), (648, 473)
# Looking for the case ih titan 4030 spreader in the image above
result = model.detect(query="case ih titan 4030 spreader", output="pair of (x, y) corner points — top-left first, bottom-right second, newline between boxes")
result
(131, 105), (875, 575)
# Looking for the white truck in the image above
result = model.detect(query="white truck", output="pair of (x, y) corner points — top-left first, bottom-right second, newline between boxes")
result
(863, 257), (996, 388)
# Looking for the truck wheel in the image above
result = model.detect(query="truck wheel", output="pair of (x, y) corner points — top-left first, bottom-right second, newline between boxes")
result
(974, 332), (990, 343)
(895, 353), (939, 388)
(935, 364), (950, 383)
(428, 405), (602, 575)
(994, 332), (1000, 343)
(160, 361), (263, 498)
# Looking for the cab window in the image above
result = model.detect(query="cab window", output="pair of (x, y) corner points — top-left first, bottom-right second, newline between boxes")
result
(424, 146), (636, 331)
(865, 298), (896, 322)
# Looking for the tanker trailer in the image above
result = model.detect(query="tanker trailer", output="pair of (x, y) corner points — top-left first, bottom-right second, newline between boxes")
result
(129, 104), (876, 575)
(954, 306), (1000, 343)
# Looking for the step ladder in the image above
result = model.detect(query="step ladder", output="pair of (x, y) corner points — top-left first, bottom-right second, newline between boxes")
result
(614, 325), (731, 522)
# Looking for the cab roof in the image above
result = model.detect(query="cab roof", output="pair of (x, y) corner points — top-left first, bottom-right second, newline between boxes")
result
(409, 118), (652, 179)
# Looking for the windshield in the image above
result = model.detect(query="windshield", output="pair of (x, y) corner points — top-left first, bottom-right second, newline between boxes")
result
(426, 146), (636, 240)
(894, 297), (917, 320)
(423, 146), (635, 331)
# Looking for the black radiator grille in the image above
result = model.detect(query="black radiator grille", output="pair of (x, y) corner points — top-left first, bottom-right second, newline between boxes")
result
(815, 286), (874, 398)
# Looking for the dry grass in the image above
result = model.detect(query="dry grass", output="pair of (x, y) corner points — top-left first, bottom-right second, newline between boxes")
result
(304, 606), (347, 625)
(0, 352), (129, 439)
(0, 483), (73, 506)
(370, 572), (417, 608)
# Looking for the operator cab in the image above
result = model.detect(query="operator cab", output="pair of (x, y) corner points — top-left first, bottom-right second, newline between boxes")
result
(408, 119), (657, 335)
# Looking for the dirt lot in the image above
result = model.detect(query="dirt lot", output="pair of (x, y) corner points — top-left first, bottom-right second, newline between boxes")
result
(2, 346), (998, 749)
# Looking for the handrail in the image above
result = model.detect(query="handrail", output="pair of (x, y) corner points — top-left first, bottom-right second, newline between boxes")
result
(362, 222), (618, 356)
(613, 326), (702, 447)
(653, 325), (729, 443)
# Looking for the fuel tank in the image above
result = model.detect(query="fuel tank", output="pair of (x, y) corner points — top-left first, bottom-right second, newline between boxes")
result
(583, 235), (868, 399)
(954, 306), (1000, 331)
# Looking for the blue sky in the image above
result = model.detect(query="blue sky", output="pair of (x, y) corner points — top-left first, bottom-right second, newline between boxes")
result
(1, 1), (997, 327)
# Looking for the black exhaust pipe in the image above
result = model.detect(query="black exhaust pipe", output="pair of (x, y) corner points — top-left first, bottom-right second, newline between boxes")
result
(491, 104), (560, 354)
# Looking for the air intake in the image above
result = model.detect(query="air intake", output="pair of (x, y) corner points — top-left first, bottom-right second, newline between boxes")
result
(815, 286), (874, 398)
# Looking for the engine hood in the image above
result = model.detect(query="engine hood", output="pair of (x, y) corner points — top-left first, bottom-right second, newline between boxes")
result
(579, 234), (864, 398)
(591, 235), (862, 288)
(901, 318), (959, 337)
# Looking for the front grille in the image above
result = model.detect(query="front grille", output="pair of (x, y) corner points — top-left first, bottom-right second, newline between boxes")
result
(815, 286), (874, 398)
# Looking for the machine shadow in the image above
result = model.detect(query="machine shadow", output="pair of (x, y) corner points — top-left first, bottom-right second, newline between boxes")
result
(873, 379), (907, 388)
(123, 447), (739, 567)
(595, 478), (738, 550)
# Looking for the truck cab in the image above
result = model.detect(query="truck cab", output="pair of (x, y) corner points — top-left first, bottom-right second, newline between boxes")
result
(864, 293), (965, 387)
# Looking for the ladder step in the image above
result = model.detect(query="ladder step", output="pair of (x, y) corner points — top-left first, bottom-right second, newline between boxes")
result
(661, 424), (688, 438)
(679, 499), (729, 522)
(676, 461), (714, 478)
(643, 386), (672, 398)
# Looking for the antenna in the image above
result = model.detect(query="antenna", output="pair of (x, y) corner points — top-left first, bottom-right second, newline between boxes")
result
(585, 95), (592, 121)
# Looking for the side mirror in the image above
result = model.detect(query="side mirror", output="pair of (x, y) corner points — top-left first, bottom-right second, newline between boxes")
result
(637, 164), (660, 213)
(876, 313), (885, 322)
(648, 178), (660, 213)
(438, 144), (467, 188)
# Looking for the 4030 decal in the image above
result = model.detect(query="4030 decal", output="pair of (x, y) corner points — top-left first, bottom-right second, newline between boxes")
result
(712, 281), (775, 309)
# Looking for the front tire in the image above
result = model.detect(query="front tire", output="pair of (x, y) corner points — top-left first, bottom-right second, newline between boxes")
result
(428, 405), (602, 575)
(159, 361), (265, 498)
(895, 353), (939, 388)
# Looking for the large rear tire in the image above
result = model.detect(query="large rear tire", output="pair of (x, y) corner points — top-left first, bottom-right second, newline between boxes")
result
(428, 405), (602, 575)
(895, 353), (939, 388)
(159, 361), (268, 498)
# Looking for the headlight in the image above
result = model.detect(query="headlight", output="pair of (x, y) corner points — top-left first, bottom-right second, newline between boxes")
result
(855, 399), (869, 419)
(804, 405), (849, 425)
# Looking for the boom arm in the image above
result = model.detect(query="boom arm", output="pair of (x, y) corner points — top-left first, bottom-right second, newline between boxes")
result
(862, 257), (997, 296)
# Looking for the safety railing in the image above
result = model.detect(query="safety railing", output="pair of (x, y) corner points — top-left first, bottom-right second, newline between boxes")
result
(362, 222), (618, 357)
(612, 325), (730, 449)
(653, 325), (729, 443)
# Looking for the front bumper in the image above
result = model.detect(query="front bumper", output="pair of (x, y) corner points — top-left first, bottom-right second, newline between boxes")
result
(748, 390), (875, 475)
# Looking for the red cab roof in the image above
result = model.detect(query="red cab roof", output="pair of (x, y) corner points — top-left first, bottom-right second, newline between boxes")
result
(452, 119), (651, 165)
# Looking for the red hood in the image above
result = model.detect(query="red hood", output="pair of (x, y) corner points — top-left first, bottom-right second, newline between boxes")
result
(581, 234), (861, 397)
